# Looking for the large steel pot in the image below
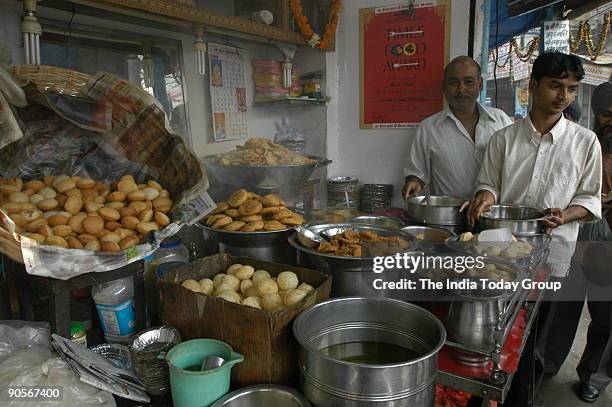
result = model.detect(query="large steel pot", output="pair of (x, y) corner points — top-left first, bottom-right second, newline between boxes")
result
(210, 385), (312, 407)
(289, 224), (420, 299)
(445, 290), (508, 364)
(477, 205), (546, 236)
(405, 196), (466, 225)
(293, 297), (446, 407)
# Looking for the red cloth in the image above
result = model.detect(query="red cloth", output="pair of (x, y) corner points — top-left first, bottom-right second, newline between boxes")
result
(435, 385), (498, 407)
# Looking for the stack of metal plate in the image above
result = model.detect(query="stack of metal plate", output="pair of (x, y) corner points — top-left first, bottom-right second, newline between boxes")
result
(360, 184), (394, 212)
(327, 176), (360, 208)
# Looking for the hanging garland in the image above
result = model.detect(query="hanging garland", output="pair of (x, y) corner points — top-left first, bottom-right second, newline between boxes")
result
(491, 37), (540, 68)
(570, 11), (611, 61)
(290, 0), (341, 49)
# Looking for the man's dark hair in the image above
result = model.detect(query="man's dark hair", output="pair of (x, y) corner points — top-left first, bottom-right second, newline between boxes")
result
(563, 101), (582, 122)
(531, 52), (584, 82)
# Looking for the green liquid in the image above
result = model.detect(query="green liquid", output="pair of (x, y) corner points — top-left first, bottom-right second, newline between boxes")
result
(320, 341), (421, 364)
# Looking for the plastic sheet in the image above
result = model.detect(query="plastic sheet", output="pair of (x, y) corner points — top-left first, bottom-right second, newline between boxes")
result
(0, 66), (215, 279)
(5, 358), (116, 407)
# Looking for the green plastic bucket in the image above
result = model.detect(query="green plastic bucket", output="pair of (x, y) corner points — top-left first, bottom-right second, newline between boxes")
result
(163, 339), (244, 407)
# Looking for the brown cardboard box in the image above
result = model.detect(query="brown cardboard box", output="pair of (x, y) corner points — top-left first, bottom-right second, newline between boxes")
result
(159, 253), (331, 387)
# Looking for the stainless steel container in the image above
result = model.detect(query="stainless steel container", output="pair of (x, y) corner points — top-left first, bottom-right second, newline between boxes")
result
(202, 154), (330, 187)
(293, 297), (446, 407)
(349, 215), (405, 230)
(401, 225), (455, 241)
(445, 290), (508, 365)
(211, 385), (312, 407)
(477, 205), (546, 236)
(405, 196), (466, 225)
(289, 224), (418, 299)
(202, 226), (297, 265)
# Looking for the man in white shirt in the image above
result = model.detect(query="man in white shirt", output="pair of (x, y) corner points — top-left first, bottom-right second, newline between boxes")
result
(466, 52), (602, 277)
(465, 52), (602, 403)
(402, 56), (512, 200)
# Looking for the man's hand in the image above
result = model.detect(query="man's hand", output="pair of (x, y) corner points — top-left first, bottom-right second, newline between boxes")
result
(463, 190), (496, 227)
(543, 208), (564, 234)
(402, 178), (424, 200)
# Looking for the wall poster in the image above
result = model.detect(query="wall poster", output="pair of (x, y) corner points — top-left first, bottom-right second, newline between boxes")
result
(360, 1), (450, 129)
(208, 42), (248, 141)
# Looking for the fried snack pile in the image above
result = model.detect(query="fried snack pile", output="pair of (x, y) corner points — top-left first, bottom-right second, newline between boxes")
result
(0, 175), (172, 252)
(458, 232), (532, 258)
(217, 138), (316, 166)
(203, 189), (305, 232)
(316, 229), (410, 257)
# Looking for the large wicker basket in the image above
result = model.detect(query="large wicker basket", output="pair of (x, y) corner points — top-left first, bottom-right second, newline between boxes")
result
(0, 65), (209, 272)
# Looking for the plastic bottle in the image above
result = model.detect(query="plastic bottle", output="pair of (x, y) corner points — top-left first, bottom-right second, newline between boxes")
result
(92, 277), (136, 344)
(146, 239), (189, 326)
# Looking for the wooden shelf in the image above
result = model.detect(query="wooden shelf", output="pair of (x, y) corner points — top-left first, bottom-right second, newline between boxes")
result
(253, 97), (329, 107)
(55, 0), (307, 46)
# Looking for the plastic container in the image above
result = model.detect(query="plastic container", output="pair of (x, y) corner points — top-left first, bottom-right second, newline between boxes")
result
(92, 277), (136, 344)
(162, 339), (243, 407)
(146, 240), (189, 326)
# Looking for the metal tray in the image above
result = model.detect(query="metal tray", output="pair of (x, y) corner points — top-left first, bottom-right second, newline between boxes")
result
(202, 154), (330, 187)
(349, 215), (405, 230)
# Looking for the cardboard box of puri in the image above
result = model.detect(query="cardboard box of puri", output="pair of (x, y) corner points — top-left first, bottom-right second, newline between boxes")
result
(159, 253), (332, 387)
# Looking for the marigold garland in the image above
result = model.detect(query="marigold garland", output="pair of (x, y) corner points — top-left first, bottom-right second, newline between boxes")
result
(290, 0), (341, 49)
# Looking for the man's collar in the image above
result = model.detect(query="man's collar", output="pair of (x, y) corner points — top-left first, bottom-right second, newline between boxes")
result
(524, 113), (567, 143)
(437, 102), (492, 125)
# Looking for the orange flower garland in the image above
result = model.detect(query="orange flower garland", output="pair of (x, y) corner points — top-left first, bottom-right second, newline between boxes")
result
(290, 0), (341, 49)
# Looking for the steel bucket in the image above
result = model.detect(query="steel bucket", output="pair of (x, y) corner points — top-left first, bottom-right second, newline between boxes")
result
(293, 297), (446, 407)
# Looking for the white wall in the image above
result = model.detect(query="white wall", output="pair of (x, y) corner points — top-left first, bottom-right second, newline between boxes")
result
(326, 0), (472, 207)
(0, 1), (24, 66)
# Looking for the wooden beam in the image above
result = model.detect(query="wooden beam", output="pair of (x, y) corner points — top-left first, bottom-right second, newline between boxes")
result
(61, 0), (306, 46)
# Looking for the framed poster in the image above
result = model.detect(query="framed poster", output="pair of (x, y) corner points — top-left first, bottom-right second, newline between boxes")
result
(208, 42), (248, 141)
(360, 1), (450, 128)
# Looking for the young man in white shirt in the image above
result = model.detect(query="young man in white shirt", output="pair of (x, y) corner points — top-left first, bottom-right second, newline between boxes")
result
(465, 52), (603, 403)
(402, 56), (512, 200)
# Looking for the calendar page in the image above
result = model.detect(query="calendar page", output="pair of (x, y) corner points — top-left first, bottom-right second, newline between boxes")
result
(208, 43), (248, 141)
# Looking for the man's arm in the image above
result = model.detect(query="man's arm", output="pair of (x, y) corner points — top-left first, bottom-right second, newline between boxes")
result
(403, 125), (430, 199)
(545, 137), (603, 231)
(464, 131), (505, 225)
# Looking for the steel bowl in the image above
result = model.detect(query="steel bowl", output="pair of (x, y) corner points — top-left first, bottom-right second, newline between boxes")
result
(405, 196), (467, 225)
(293, 297), (446, 407)
(477, 205), (546, 236)
(210, 385), (312, 407)
(202, 154), (330, 187)
(349, 215), (405, 230)
(290, 224), (419, 298)
(401, 225), (456, 242)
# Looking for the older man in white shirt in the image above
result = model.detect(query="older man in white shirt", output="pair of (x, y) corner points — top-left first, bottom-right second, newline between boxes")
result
(403, 56), (512, 200)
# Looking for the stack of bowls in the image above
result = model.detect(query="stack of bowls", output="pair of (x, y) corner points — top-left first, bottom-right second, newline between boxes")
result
(129, 326), (181, 395)
(327, 177), (360, 208)
(360, 184), (393, 212)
